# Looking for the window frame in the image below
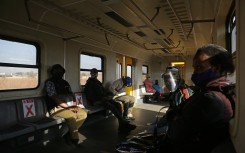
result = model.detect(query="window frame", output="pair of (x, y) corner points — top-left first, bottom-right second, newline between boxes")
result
(126, 64), (132, 78)
(0, 35), (41, 91)
(116, 61), (122, 79)
(80, 52), (104, 85)
(226, 0), (236, 54)
(142, 65), (148, 75)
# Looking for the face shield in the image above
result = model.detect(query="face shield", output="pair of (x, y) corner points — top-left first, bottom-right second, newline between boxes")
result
(162, 66), (180, 92)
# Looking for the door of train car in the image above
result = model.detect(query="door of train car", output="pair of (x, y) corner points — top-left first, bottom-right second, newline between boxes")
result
(171, 62), (185, 80)
(116, 54), (133, 96)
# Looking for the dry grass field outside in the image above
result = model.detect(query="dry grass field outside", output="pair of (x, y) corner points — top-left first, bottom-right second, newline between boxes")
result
(0, 76), (38, 90)
(80, 71), (102, 85)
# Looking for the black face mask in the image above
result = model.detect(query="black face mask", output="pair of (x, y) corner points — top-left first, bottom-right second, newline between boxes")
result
(191, 68), (217, 87)
(53, 72), (64, 79)
(52, 69), (64, 80)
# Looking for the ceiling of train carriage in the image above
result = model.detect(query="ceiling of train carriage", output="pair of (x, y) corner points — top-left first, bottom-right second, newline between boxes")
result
(27, 0), (220, 57)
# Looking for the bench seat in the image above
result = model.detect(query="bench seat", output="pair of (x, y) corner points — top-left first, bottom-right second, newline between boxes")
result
(0, 100), (35, 142)
(0, 97), (68, 151)
(76, 92), (106, 115)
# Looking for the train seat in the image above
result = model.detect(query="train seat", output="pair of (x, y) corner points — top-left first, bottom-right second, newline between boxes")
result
(78, 92), (106, 115)
(139, 85), (155, 103)
(15, 97), (68, 141)
(15, 97), (66, 129)
(139, 85), (154, 96)
(0, 100), (35, 142)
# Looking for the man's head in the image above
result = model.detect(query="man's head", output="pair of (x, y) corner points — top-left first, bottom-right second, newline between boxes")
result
(122, 76), (132, 86)
(50, 64), (65, 79)
(192, 44), (235, 87)
(90, 68), (98, 78)
(146, 74), (150, 79)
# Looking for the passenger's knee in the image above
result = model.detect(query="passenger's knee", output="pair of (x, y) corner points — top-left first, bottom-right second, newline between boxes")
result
(77, 108), (87, 119)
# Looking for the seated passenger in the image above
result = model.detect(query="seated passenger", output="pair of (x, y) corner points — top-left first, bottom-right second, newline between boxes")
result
(84, 68), (136, 133)
(45, 64), (87, 146)
(143, 74), (156, 93)
(143, 74), (160, 100)
(109, 76), (135, 120)
(152, 79), (161, 93)
(160, 44), (235, 153)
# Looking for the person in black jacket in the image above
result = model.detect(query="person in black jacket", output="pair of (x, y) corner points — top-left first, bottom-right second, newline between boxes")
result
(84, 68), (136, 133)
(45, 64), (87, 146)
(160, 44), (235, 153)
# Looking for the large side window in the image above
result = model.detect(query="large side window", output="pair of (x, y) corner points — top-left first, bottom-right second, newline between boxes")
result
(226, 1), (236, 83)
(116, 61), (122, 79)
(142, 65), (148, 82)
(80, 53), (104, 85)
(127, 64), (132, 78)
(0, 36), (40, 91)
(142, 65), (148, 75)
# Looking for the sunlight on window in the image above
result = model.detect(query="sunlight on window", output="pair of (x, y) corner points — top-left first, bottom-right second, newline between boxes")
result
(0, 38), (39, 90)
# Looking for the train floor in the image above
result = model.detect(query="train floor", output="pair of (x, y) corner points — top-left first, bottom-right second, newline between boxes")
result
(27, 100), (169, 153)
(17, 99), (236, 153)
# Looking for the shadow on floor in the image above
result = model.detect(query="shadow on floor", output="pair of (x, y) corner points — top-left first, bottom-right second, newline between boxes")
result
(29, 105), (166, 153)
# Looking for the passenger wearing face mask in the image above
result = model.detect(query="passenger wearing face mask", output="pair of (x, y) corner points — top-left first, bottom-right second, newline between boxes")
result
(159, 44), (235, 153)
(45, 64), (87, 146)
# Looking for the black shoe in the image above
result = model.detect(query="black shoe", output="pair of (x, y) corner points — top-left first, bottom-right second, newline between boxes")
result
(64, 133), (73, 145)
(71, 139), (83, 147)
(71, 139), (79, 144)
(118, 123), (136, 133)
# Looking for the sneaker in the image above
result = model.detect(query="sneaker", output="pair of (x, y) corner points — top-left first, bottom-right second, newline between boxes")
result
(127, 113), (135, 120)
(71, 139), (83, 147)
(118, 123), (136, 133)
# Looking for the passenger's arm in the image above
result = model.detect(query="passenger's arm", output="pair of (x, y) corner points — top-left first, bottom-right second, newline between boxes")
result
(45, 81), (77, 112)
(50, 95), (70, 108)
(109, 82), (118, 95)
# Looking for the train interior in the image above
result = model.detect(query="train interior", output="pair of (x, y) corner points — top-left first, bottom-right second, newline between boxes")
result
(0, 0), (245, 152)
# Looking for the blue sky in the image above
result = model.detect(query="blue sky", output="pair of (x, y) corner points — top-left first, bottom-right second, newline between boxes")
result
(0, 39), (37, 74)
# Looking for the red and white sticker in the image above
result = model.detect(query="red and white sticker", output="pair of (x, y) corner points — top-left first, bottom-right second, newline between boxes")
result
(22, 99), (36, 118)
(75, 92), (84, 108)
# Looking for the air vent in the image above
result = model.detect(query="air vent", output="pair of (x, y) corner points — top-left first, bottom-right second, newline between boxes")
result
(105, 11), (133, 27)
(161, 48), (170, 53)
(135, 31), (146, 37)
(151, 42), (157, 45)
(163, 39), (171, 46)
(168, 38), (174, 44)
(154, 30), (161, 35)
(159, 29), (165, 35)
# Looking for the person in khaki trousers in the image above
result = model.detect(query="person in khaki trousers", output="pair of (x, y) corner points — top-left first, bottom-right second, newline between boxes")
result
(45, 64), (87, 146)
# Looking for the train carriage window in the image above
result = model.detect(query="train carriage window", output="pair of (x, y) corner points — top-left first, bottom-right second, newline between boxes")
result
(142, 65), (148, 74)
(0, 36), (40, 91)
(142, 65), (148, 81)
(226, 1), (236, 83)
(127, 64), (132, 78)
(116, 61), (122, 79)
(80, 53), (104, 85)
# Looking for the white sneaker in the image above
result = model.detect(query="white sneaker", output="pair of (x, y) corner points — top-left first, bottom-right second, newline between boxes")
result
(127, 113), (135, 120)
(127, 113), (133, 118)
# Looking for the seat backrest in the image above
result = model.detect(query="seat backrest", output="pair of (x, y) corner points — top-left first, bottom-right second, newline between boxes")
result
(16, 97), (47, 123)
(81, 92), (91, 108)
(139, 85), (147, 94)
(0, 100), (18, 130)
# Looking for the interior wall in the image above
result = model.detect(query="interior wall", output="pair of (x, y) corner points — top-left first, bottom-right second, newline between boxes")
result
(233, 0), (245, 152)
(185, 56), (194, 86)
